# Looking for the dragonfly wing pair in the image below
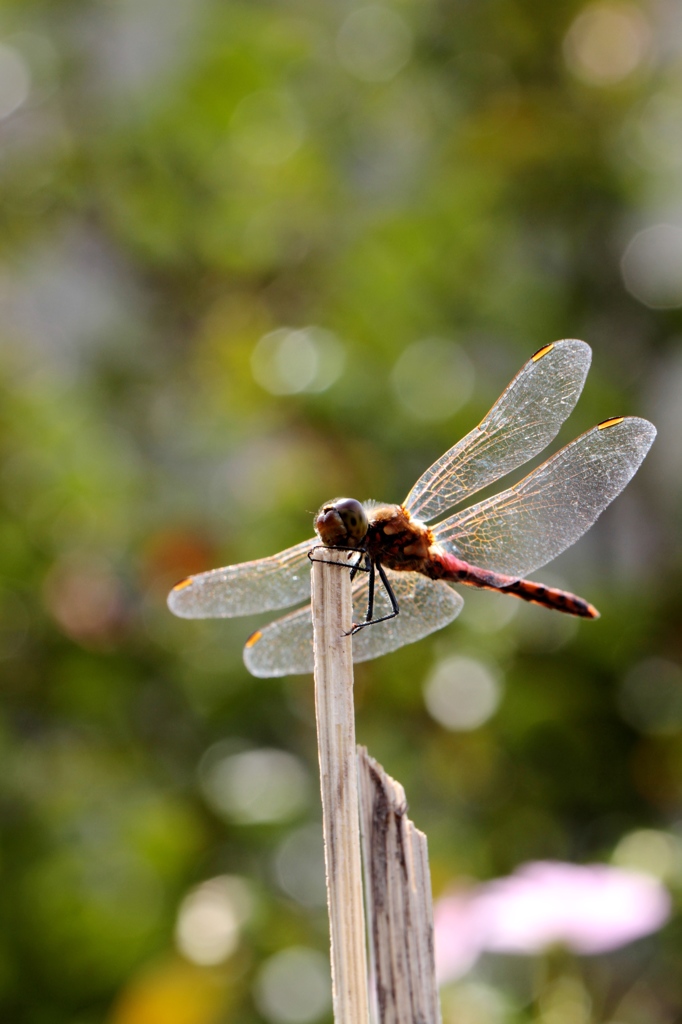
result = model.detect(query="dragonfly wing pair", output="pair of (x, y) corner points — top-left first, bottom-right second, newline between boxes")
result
(404, 339), (592, 521)
(432, 416), (656, 576)
(243, 570), (464, 678)
(168, 536), (315, 618)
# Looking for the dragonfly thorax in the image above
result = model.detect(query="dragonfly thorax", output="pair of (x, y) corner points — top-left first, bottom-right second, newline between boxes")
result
(365, 504), (434, 570)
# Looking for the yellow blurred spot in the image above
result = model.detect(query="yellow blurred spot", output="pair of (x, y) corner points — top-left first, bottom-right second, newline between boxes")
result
(598, 416), (625, 429)
(532, 343), (554, 361)
(245, 630), (262, 649)
(109, 958), (228, 1024)
(612, 828), (682, 883)
(172, 578), (193, 592)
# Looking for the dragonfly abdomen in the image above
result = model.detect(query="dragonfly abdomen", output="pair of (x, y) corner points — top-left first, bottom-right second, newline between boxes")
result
(428, 549), (599, 619)
(499, 577), (599, 618)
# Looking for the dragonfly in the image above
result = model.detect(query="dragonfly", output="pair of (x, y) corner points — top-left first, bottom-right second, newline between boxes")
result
(168, 339), (656, 677)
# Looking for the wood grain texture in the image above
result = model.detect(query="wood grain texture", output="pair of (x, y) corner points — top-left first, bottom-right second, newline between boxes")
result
(358, 747), (441, 1024)
(311, 547), (370, 1024)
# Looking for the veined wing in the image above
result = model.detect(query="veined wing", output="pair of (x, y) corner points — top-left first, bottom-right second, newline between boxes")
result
(432, 417), (656, 576)
(167, 537), (315, 618)
(404, 339), (592, 522)
(243, 570), (464, 678)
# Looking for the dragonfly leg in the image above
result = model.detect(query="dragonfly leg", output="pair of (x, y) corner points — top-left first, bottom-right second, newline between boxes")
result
(349, 551), (370, 583)
(341, 556), (375, 636)
(307, 546), (369, 575)
(366, 556), (376, 619)
(349, 560), (400, 634)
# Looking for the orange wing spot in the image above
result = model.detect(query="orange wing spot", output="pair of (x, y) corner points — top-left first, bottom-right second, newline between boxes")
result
(172, 577), (193, 592)
(245, 630), (263, 649)
(531, 343), (554, 362)
(598, 416), (625, 430)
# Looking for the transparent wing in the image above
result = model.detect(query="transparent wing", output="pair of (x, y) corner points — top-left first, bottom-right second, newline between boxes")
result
(243, 570), (464, 678)
(167, 538), (316, 618)
(404, 339), (592, 522)
(432, 417), (656, 576)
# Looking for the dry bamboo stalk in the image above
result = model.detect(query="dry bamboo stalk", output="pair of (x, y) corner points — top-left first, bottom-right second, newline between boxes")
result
(311, 546), (370, 1024)
(357, 746), (441, 1024)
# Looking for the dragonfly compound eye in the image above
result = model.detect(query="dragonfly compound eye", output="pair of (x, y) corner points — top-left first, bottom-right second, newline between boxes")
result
(336, 498), (369, 542)
(314, 497), (368, 547)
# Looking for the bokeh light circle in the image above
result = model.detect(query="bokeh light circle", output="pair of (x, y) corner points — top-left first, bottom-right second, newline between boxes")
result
(617, 657), (682, 734)
(391, 338), (474, 422)
(199, 744), (310, 824)
(251, 327), (345, 395)
(563, 2), (651, 86)
(612, 829), (682, 884)
(273, 824), (327, 908)
(175, 875), (252, 966)
(0, 43), (31, 119)
(230, 90), (305, 166)
(423, 655), (502, 731)
(336, 6), (412, 83)
(254, 947), (332, 1024)
(621, 225), (682, 309)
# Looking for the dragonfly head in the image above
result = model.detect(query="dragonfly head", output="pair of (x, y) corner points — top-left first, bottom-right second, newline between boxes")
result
(315, 498), (369, 548)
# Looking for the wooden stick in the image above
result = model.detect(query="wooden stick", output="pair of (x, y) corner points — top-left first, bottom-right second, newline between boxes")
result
(357, 746), (441, 1024)
(311, 546), (370, 1024)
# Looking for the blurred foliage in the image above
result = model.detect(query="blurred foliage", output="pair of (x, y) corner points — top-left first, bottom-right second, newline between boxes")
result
(0, 0), (681, 1022)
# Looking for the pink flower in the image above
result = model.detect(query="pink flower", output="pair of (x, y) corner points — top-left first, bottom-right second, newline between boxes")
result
(434, 861), (671, 984)
(433, 889), (486, 983)
(478, 861), (671, 955)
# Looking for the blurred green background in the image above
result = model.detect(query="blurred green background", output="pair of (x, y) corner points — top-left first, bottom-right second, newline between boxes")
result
(0, 1), (681, 1022)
